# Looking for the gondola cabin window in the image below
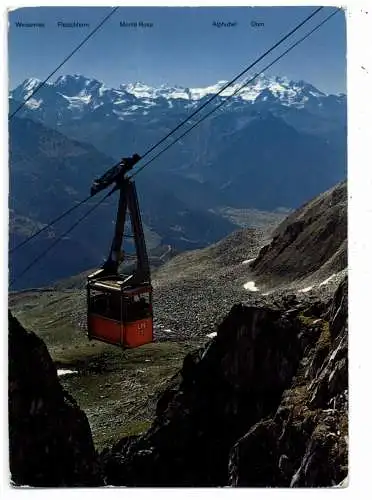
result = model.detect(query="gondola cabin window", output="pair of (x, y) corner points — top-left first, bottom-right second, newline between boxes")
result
(87, 283), (153, 348)
(89, 289), (151, 322)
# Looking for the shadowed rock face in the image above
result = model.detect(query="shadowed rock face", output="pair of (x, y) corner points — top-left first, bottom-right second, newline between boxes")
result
(228, 277), (348, 487)
(8, 311), (103, 487)
(100, 307), (305, 486)
(101, 278), (348, 487)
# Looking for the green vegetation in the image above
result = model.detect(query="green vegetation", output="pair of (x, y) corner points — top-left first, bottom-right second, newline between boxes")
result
(298, 312), (318, 327)
(61, 340), (199, 450)
(313, 320), (331, 367)
(318, 321), (331, 350)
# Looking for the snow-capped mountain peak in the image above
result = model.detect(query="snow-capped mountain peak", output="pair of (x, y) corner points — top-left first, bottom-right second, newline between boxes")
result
(14, 73), (332, 103)
(9, 73), (345, 124)
(21, 77), (42, 94)
(54, 74), (106, 97)
(120, 81), (159, 99)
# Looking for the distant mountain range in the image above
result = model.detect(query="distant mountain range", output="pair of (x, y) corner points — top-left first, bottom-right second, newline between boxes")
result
(10, 74), (346, 207)
(9, 74), (346, 288)
(10, 73), (345, 122)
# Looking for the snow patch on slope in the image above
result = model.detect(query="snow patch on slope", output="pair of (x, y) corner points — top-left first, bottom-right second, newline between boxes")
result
(25, 98), (43, 109)
(242, 258), (255, 265)
(206, 332), (218, 339)
(243, 281), (259, 292)
(319, 273), (337, 286)
(57, 369), (78, 377)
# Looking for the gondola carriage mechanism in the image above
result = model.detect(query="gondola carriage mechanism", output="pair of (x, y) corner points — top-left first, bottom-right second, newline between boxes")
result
(86, 154), (153, 349)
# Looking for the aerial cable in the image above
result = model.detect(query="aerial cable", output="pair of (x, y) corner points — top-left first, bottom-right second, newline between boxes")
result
(8, 7), (334, 254)
(9, 194), (95, 254)
(9, 7), (119, 120)
(130, 8), (341, 180)
(9, 191), (111, 288)
(138, 6), (324, 162)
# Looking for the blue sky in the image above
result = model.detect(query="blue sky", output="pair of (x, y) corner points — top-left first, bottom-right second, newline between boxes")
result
(8, 6), (346, 94)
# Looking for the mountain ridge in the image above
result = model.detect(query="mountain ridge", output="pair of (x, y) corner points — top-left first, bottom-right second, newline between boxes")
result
(12, 73), (344, 110)
(10, 74), (346, 144)
(10, 73), (346, 213)
(250, 180), (347, 287)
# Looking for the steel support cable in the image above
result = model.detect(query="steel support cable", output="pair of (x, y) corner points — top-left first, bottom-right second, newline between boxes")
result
(138, 6), (324, 162)
(9, 191), (111, 287)
(9, 7), (119, 120)
(130, 8), (341, 180)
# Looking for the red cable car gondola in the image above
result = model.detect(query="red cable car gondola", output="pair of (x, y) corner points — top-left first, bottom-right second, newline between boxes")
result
(86, 154), (154, 349)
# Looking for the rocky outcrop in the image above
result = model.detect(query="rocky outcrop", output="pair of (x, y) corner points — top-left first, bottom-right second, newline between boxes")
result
(250, 181), (347, 286)
(8, 311), (103, 486)
(228, 277), (348, 487)
(102, 277), (348, 487)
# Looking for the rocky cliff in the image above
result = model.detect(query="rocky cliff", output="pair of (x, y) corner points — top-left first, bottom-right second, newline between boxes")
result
(8, 311), (103, 486)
